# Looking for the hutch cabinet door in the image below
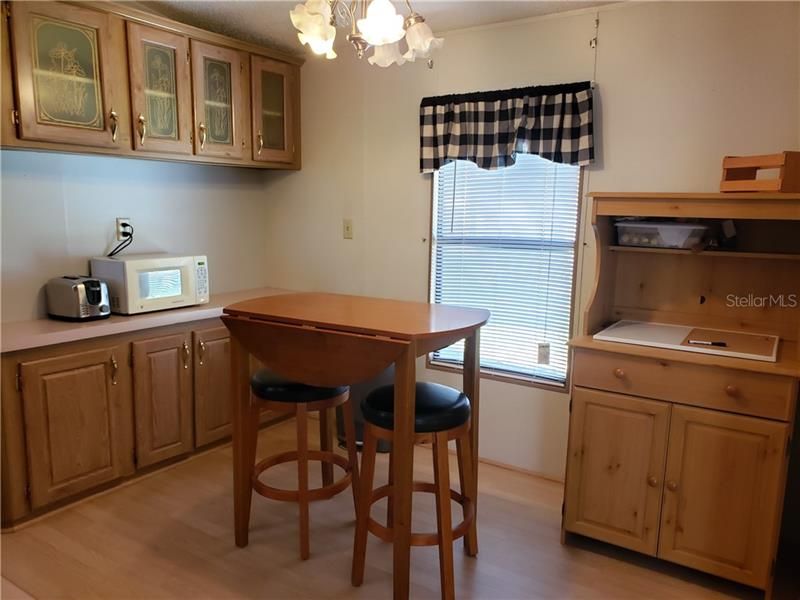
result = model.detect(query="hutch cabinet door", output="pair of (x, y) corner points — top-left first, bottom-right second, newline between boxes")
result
(564, 387), (670, 555)
(658, 405), (788, 589)
(132, 333), (193, 467)
(250, 55), (296, 163)
(20, 346), (133, 509)
(126, 22), (192, 155)
(193, 326), (232, 447)
(9, 2), (129, 148)
(190, 40), (246, 160)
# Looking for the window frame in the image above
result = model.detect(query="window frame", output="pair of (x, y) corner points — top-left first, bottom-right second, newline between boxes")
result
(425, 162), (585, 393)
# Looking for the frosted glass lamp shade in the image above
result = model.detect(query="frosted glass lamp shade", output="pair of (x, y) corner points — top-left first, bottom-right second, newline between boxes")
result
(357, 0), (405, 46)
(403, 20), (443, 61)
(290, 0), (338, 59)
(367, 41), (406, 67)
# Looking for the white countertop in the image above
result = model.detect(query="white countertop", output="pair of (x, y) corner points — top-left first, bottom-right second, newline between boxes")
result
(1, 287), (291, 353)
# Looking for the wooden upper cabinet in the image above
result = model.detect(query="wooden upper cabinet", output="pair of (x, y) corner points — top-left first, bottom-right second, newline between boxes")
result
(190, 40), (247, 160)
(132, 333), (193, 468)
(250, 55), (297, 163)
(126, 22), (192, 155)
(9, 2), (130, 148)
(19, 346), (134, 509)
(658, 405), (788, 588)
(193, 326), (232, 447)
(564, 387), (670, 556)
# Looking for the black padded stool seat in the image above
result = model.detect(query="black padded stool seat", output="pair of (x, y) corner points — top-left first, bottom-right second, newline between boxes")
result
(362, 382), (470, 433)
(251, 369), (348, 403)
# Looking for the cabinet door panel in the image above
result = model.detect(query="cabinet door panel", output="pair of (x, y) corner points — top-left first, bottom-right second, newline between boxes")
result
(191, 40), (246, 159)
(133, 334), (193, 467)
(658, 406), (788, 588)
(20, 346), (132, 509)
(194, 327), (232, 446)
(127, 22), (192, 155)
(565, 387), (670, 555)
(10, 2), (129, 148)
(251, 55), (296, 163)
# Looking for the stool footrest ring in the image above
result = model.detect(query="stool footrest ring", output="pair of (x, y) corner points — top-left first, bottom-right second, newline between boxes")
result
(252, 450), (352, 502)
(365, 483), (475, 547)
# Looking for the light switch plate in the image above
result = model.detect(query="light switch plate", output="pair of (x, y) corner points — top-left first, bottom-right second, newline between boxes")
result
(343, 218), (353, 240)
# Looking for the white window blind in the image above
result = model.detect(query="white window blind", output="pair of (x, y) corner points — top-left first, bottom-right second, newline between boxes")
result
(430, 154), (581, 384)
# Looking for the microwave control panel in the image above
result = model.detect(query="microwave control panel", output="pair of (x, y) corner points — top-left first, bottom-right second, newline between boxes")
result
(195, 256), (210, 302)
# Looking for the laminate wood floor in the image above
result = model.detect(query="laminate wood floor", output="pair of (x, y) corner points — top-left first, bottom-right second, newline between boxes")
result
(0, 419), (767, 599)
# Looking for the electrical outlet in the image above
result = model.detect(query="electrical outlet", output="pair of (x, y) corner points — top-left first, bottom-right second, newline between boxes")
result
(537, 343), (550, 365)
(115, 217), (132, 241)
(342, 218), (353, 240)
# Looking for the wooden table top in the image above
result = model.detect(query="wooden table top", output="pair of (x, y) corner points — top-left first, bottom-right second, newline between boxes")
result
(223, 292), (490, 341)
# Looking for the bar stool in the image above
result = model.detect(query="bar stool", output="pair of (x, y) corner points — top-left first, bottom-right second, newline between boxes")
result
(351, 382), (476, 599)
(248, 369), (360, 560)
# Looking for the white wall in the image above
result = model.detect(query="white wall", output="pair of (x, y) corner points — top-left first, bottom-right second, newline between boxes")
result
(0, 152), (272, 322)
(259, 1), (800, 479)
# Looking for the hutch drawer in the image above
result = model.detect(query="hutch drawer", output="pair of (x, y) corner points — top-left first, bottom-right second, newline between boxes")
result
(573, 348), (796, 422)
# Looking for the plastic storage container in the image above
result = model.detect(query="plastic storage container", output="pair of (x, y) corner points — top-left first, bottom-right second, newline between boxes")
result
(615, 222), (708, 249)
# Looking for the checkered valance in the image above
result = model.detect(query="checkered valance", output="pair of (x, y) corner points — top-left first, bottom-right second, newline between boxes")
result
(420, 81), (594, 173)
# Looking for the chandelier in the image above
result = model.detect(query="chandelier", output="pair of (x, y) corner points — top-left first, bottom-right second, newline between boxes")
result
(289, 0), (444, 68)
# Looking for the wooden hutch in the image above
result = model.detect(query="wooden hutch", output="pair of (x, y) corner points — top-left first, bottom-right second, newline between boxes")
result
(562, 192), (800, 596)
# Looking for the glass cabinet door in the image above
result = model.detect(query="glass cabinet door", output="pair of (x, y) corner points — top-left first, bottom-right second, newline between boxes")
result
(190, 40), (245, 160)
(126, 22), (192, 155)
(9, 2), (129, 148)
(250, 56), (297, 164)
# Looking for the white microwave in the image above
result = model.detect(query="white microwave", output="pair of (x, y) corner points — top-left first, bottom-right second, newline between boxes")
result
(90, 254), (209, 315)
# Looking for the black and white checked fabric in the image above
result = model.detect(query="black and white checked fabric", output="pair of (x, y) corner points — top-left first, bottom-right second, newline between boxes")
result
(420, 81), (594, 173)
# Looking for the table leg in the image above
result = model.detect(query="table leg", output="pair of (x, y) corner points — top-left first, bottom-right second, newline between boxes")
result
(392, 342), (416, 600)
(462, 331), (480, 556)
(231, 335), (256, 547)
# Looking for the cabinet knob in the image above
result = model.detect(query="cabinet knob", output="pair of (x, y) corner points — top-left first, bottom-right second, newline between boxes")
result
(613, 368), (626, 379)
(666, 480), (678, 492)
(724, 384), (739, 398)
(647, 475), (658, 488)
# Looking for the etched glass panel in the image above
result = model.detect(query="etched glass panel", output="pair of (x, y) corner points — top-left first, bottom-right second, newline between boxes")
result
(203, 57), (232, 145)
(143, 42), (178, 140)
(32, 16), (103, 129)
(260, 71), (284, 150)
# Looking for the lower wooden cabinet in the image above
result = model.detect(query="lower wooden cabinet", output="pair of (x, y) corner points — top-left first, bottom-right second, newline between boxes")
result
(658, 405), (788, 587)
(564, 387), (669, 555)
(194, 326), (232, 447)
(19, 345), (134, 509)
(565, 374), (793, 591)
(132, 333), (193, 468)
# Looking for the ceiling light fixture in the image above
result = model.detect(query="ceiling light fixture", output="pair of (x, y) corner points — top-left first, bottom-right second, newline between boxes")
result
(289, 0), (443, 68)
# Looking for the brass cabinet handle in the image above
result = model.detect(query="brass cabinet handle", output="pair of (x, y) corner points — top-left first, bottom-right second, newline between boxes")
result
(137, 114), (146, 145)
(724, 384), (739, 398)
(110, 354), (119, 385)
(109, 109), (118, 142)
(182, 341), (190, 369)
(198, 340), (206, 366)
(666, 480), (678, 492)
(198, 122), (206, 150)
(647, 475), (658, 488)
(257, 131), (264, 156)
(613, 368), (626, 379)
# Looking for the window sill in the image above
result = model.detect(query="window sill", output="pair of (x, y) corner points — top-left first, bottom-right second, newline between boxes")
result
(426, 358), (570, 394)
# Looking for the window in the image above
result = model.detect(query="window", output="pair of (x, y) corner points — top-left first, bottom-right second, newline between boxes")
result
(430, 154), (581, 385)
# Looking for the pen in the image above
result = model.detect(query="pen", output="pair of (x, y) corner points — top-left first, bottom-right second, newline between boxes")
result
(688, 340), (727, 347)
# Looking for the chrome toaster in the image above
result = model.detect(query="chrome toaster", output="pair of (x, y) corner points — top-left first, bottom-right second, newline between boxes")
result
(46, 276), (111, 321)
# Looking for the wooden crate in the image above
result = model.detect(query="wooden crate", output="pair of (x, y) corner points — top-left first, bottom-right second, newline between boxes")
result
(720, 151), (800, 193)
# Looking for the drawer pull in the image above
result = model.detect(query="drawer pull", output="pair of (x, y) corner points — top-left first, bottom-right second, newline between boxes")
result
(110, 354), (119, 385)
(182, 341), (190, 369)
(613, 368), (626, 379)
(724, 385), (740, 398)
(666, 480), (678, 492)
(647, 475), (658, 488)
(198, 340), (206, 366)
